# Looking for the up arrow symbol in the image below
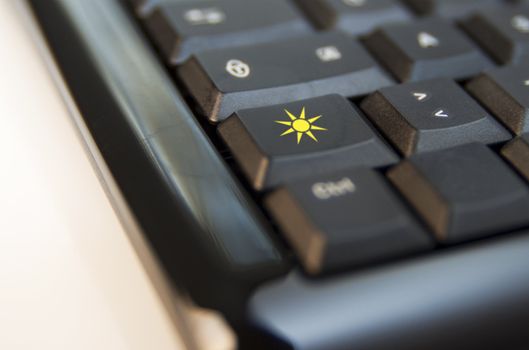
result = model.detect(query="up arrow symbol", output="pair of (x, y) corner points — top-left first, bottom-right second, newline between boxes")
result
(413, 92), (428, 101)
(434, 109), (449, 118)
(418, 32), (440, 48)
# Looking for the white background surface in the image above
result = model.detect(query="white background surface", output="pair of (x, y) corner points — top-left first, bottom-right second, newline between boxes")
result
(0, 1), (186, 349)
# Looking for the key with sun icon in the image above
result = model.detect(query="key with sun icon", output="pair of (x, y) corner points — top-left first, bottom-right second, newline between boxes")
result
(218, 95), (398, 190)
(275, 107), (328, 144)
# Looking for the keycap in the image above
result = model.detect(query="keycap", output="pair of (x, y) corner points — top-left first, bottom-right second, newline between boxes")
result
(361, 79), (511, 156)
(402, 0), (500, 18)
(265, 167), (432, 274)
(179, 32), (393, 123)
(144, 0), (312, 64)
(388, 143), (529, 244)
(502, 134), (529, 180)
(363, 17), (493, 82)
(467, 63), (529, 135)
(294, 0), (411, 35)
(462, 5), (529, 64)
(218, 95), (398, 190)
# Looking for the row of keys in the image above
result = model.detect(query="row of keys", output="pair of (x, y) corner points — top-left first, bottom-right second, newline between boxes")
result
(218, 74), (525, 191)
(294, 0), (412, 35)
(142, 0), (312, 64)
(133, 0), (411, 65)
(180, 32), (392, 122)
(293, 0), (507, 34)
(266, 142), (529, 274)
(178, 27), (493, 122)
(175, 5), (529, 121)
(134, 0), (529, 71)
(130, 0), (510, 20)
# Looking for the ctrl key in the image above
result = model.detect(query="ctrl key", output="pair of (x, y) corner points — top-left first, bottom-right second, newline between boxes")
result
(265, 168), (433, 274)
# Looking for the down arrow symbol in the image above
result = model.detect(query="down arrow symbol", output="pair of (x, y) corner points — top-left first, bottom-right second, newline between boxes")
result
(434, 109), (449, 118)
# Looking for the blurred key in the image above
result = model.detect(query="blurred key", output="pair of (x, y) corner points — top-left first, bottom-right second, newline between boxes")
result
(294, 0), (411, 35)
(144, 0), (312, 64)
(266, 167), (432, 274)
(389, 143), (529, 244)
(467, 63), (529, 135)
(402, 0), (500, 18)
(363, 17), (492, 82)
(502, 134), (529, 180)
(218, 95), (397, 190)
(180, 32), (393, 122)
(462, 5), (529, 64)
(361, 79), (510, 156)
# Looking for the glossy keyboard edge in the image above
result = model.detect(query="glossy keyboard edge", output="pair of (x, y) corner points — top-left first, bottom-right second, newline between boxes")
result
(28, 0), (289, 318)
(250, 231), (529, 350)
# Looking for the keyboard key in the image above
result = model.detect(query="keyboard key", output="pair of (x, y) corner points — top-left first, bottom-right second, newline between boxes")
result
(502, 134), (529, 180)
(218, 95), (398, 190)
(363, 17), (493, 82)
(179, 32), (393, 123)
(361, 79), (510, 156)
(144, 0), (312, 64)
(294, 0), (411, 35)
(388, 143), (529, 244)
(467, 63), (529, 135)
(402, 0), (500, 18)
(266, 167), (432, 274)
(462, 5), (529, 64)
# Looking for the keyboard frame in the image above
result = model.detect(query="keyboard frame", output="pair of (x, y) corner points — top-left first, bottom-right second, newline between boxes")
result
(28, 0), (529, 348)
(20, 1), (240, 349)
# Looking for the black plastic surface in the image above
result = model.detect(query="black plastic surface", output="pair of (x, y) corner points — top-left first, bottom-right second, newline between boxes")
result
(28, 0), (289, 321)
(250, 233), (529, 350)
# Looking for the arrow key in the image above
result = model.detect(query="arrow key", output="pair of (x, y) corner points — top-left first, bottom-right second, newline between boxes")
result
(363, 17), (492, 82)
(361, 79), (511, 156)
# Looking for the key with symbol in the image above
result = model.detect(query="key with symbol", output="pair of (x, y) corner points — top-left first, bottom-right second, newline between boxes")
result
(218, 95), (398, 190)
(361, 79), (511, 156)
(467, 63), (529, 135)
(462, 5), (529, 64)
(142, 0), (312, 64)
(294, 0), (411, 35)
(389, 143), (529, 244)
(363, 17), (493, 82)
(402, 0), (501, 19)
(180, 32), (393, 123)
(265, 167), (433, 274)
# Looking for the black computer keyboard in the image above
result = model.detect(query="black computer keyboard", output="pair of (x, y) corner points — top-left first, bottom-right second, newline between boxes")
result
(29, 0), (529, 349)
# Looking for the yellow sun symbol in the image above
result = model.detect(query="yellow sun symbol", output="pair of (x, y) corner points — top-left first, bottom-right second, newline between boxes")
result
(275, 107), (327, 144)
